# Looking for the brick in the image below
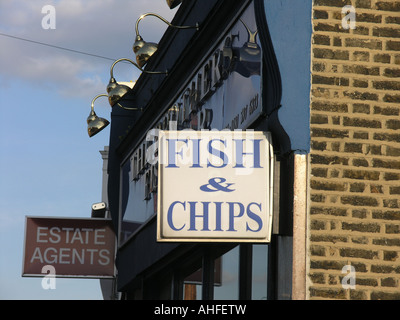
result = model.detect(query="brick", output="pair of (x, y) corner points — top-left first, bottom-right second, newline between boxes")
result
(341, 195), (379, 207)
(309, 272), (325, 284)
(314, 48), (349, 60)
(311, 180), (347, 191)
(350, 182), (365, 192)
(333, 37), (342, 46)
(372, 210), (400, 220)
(386, 40), (400, 51)
(366, 145), (382, 155)
(343, 117), (381, 128)
(352, 158), (369, 167)
(373, 27), (400, 38)
(381, 277), (398, 287)
(350, 290), (368, 300)
(371, 291), (400, 300)
(343, 91), (378, 101)
(345, 38), (382, 50)
(313, 63), (326, 72)
(383, 251), (398, 261)
(311, 128), (349, 139)
(355, 278), (379, 287)
(374, 54), (391, 64)
(353, 103), (370, 114)
(353, 132), (369, 140)
(314, 10), (328, 19)
(352, 209), (367, 218)
(313, 34), (330, 45)
(373, 106), (400, 116)
(372, 158), (400, 170)
(310, 221), (326, 231)
(353, 51), (370, 62)
(310, 206), (348, 216)
(342, 222), (380, 233)
(386, 16), (400, 25)
(373, 81), (400, 91)
(389, 186), (400, 194)
(356, 0), (371, 9)
(311, 194), (326, 202)
(343, 65), (379, 76)
(375, 2), (400, 12)
(343, 169), (380, 180)
(312, 101), (348, 112)
(309, 287), (347, 299)
(383, 172), (400, 181)
(310, 234), (348, 243)
(383, 199), (399, 208)
(383, 94), (400, 103)
(386, 119), (400, 130)
(310, 114), (328, 124)
(370, 184), (383, 194)
(310, 260), (346, 270)
(340, 247), (379, 259)
(314, 22), (349, 33)
(384, 68), (400, 78)
(357, 13), (382, 23)
(311, 168), (328, 178)
(311, 141), (327, 151)
(373, 132), (400, 142)
(385, 224), (400, 234)
(311, 154), (349, 165)
(353, 79), (369, 88)
(312, 75), (349, 86)
(344, 142), (363, 153)
(373, 238), (400, 247)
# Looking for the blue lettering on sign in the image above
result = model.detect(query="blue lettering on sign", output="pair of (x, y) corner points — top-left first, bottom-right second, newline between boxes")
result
(164, 138), (263, 169)
(233, 139), (263, 168)
(166, 201), (263, 232)
(207, 139), (228, 168)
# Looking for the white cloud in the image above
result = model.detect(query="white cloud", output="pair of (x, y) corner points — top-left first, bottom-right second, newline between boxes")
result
(0, 0), (178, 100)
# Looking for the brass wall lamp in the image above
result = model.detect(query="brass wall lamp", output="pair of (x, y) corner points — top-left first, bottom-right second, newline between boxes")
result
(133, 13), (200, 68)
(107, 58), (167, 109)
(87, 94), (110, 137)
(166, 0), (182, 9)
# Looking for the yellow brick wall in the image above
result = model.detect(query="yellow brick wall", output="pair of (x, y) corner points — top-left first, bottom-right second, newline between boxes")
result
(309, 0), (400, 299)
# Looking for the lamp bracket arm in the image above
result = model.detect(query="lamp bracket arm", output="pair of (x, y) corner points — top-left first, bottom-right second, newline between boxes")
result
(135, 12), (199, 36)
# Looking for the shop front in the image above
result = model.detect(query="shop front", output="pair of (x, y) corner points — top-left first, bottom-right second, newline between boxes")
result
(106, 0), (311, 300)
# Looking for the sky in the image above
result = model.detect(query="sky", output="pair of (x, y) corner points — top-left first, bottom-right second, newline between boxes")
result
(0, 0), (177, 300)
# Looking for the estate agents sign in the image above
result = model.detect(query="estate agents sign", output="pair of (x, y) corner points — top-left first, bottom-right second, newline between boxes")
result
(157, 130), (274, 242)
(22, 217), (115, 278)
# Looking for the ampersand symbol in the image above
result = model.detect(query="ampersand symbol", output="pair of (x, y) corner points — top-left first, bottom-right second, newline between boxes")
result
(199, 177), (235, 193)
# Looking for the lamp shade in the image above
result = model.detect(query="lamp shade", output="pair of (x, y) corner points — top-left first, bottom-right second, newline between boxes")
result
(106, 77), (136, 107)
(87, 94), (110, 137)
(166, 0), (182, 9)
(87, 110), (110, 137)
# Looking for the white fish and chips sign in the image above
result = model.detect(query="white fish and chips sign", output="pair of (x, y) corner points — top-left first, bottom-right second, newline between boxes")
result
(157, 130), (274, 242)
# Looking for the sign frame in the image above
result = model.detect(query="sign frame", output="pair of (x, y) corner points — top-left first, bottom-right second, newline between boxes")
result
(157, 130), (274, 243)
(22, 216), (116, 279)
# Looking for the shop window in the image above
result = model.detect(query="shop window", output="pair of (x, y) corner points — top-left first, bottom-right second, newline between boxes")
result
(183, 268), (202, 300)
(214, 246), (239, 300)
(119, 158), (156, 246)
(252, 244), (268, 300)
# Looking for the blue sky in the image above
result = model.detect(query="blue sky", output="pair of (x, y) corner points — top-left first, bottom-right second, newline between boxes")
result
(0, 0), (176, 300)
